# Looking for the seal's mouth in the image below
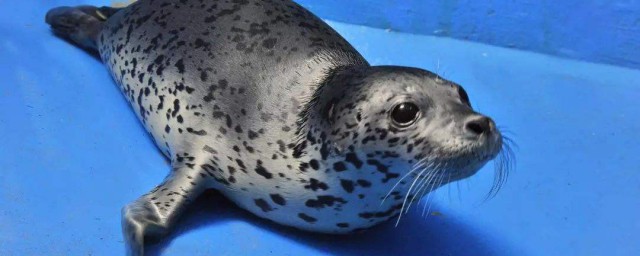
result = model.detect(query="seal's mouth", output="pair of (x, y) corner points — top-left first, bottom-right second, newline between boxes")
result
(442, 131), (505, 179)
(414, 130), (516, 198)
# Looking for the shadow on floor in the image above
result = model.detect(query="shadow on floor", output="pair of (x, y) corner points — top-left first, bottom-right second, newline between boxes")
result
(147, 190), (505, 256)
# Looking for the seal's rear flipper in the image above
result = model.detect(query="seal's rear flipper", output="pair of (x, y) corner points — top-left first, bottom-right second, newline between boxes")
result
(45, 6), (121, 53)
(122, 167), (209, 256)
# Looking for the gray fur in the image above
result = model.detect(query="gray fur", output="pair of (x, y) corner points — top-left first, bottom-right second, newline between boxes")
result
(45, 0), (506, 255)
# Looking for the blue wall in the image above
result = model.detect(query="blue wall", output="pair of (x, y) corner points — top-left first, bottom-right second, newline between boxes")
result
(296, 0), (640, 69)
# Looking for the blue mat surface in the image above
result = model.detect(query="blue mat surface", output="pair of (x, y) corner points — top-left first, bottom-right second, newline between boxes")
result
(1, 1), (639, 255)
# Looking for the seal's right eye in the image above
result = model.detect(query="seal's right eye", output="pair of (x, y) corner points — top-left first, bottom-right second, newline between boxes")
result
(390, 102), (420, 127)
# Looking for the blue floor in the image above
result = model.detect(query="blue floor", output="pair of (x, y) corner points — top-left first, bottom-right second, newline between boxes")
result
(1, 1), (639, 255)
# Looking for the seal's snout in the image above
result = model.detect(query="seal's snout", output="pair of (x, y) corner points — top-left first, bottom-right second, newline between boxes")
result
(464, 115), (502, 156)
(464, 116), (495, 136)
(461, 115), (503, 161)
(464, 116), (496, 137)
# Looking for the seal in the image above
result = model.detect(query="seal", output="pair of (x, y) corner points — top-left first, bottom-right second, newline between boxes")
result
(45, 0), (511, 255)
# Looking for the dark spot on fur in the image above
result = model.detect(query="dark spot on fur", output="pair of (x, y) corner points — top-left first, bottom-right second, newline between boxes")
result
(333, 162), (347, 172)
(357, 179), (372, 187)
(254, 199), (273, 212)
(186, 127), (207, 135)
(262, 38), (277, 49)
(366, 159), (398, 182)
(340, 179), (354, 193)
(255, 162), (273, 179)
(248, 130), (259, 140)
(309, 159), (320, 170)
(305, 196), (346, 209)
(270, 194), (286, 206)
(359, 204), (402, 219)
(345, 153), (363, 169)
(174, 59), (185, 73)
(304, 178), (328, 191)
(298, 213), (317, 223)
(337, 223), (349, 228)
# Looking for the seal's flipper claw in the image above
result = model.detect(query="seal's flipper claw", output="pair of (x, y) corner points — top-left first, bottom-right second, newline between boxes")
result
(121, 167), (209, 255)
(95, 6), (123, 20)
(122, 200), (164, 256)
(45, 6), (103, 51)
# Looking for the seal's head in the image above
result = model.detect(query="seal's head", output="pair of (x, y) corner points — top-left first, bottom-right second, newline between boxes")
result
(303, 65), (511, 215)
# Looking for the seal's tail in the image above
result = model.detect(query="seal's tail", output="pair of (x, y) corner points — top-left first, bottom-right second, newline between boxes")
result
(45, 6), (120, 52)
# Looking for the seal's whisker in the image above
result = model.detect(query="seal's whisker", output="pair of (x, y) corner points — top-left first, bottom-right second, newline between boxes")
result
(382, 170), (420, 205)
(409, 162), (442, 211)
(497, 126), (516, 137)
(502, 135), (519, 151)
(483, 135), (516, 201)
(500, 136), (516, 181)
(445, 171), (452, 203)
(484, 160), (503, 201)
(413, 166), (438, 208)
(418, 164), (445, 217)
(395, 167), (430, 227)
(420, 166), (445, 216)
(382, 158), (430, 205)
(406, 163), (441, 212)
(405, 169), (438, 214)
(434, 59), (442, 79)
(422, 169), (445, 217)
(456, 180), (462, 203)
(405, 169), (431, 212)
(419, 174), (436, 217)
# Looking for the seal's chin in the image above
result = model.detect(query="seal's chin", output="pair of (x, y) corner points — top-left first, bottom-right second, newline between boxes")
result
(445, 157), (492, 181)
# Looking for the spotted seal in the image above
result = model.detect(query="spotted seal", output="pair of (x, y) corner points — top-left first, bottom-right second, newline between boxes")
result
(45, 0), (511, 255)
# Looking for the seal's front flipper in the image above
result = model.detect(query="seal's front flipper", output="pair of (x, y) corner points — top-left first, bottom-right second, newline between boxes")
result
(45, 5), (122, 52)
(122, 167), (208, 256)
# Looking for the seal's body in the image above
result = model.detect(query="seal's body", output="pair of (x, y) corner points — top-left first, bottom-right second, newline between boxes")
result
(46, 0), (508, 255)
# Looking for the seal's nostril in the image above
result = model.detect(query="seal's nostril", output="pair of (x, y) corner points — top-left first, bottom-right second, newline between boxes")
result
(465, 117), (491, 136)
(466, 122), (484, 135)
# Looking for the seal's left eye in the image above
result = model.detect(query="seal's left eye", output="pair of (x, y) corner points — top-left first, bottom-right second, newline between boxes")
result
(391, 102), (420, 127)
(457, 86), (471, 106)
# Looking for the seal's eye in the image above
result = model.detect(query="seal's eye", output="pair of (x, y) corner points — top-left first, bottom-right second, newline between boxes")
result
(457, 86), (471, 107)
(391, 102), (420, 127)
